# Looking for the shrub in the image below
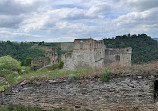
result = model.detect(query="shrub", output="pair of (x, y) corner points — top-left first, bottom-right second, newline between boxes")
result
(0, 56), (22, 75)
(0, 85), (8, 92)
(58, 61), (64, 69)
(52, 64), (59, 70)
(100, 68), (111, 82)
(21, 66), (33, 74)
(41, 61), (64, 71)
(68, 74), (76, 82)
(24, 57), (32, 66)
(32, 64), (40, 67)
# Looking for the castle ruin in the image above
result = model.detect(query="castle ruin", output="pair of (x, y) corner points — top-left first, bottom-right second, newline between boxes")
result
(31, 47), (58, 70)
(62, 38), (132, 70)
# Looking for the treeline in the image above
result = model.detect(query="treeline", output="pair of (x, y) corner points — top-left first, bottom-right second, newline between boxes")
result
(0, 41), (45, 65)
(0, 34), (157, 65)
(0, 41), (66, 65)
(104, 34), (158, 64)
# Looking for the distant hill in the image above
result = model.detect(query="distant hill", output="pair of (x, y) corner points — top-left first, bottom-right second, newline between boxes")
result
(104, 34), (158, 64)
(0, 41), (70, 65)
(153, 38), (158, 41)
(0, 34), (157, 65)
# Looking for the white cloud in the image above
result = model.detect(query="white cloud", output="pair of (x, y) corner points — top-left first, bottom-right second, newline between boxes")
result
(0, 0), (158, 42)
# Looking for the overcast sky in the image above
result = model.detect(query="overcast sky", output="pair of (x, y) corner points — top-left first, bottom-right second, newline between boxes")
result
(0, 0), (158, 42)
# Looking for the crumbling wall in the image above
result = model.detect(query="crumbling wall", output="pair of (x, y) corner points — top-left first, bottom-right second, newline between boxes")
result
(45, 47), (58, 65)
(60, 43), (73, 51)
(0, 76), (155, 110)
(104, 47), (132, 65)
(31, 57), (49, 70)
(62, 39), (106, 70)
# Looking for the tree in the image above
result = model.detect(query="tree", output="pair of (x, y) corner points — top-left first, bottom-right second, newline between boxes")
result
(24, 57), (33, 66)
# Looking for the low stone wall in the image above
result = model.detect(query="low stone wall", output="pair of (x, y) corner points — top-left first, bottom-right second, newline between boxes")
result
(0, 75), (157, 110)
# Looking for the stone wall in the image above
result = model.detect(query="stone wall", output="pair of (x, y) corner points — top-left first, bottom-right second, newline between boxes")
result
(0, 75), (156, 110)
(31, 57), (50, 70)
(105, 47), (132, 65)
(62, 48), (105, 70)
(60, 43), (73, 51)
(62, 38), (132, 70)
(62, 39), (106, 70)
(45, 47), (58, 65)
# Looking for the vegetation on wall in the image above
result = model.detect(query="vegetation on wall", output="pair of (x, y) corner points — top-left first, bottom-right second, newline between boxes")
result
(104, 34), (158, 64)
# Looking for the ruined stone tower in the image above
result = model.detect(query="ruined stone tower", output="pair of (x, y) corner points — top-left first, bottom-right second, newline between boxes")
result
(45, 47), (58, 65)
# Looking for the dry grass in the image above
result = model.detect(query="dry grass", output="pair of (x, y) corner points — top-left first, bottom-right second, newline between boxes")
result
(1, 61), (158, 86)
(108, 61), (158, 75)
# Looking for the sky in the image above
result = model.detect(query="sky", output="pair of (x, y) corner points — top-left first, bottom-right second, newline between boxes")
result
(0, 0), (158, 42)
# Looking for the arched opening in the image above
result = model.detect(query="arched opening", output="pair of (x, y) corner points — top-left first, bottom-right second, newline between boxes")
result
(154, 80), (158, 101)
(115, 55), (120, 61)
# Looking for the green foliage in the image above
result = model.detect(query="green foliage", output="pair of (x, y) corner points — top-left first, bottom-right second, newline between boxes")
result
(0, 41), (45, 66)
(0, 85), (8, 92)
(52, 64), (59, 70)
(68, 74), (76, 82)
(58, 61), (64, 69)
(100, 68), (111, 82)
(0, 56), (22, 75)
(33, 64), (40, 67)
(40, 61), (64, 71)
(0, 41), (70, 66)
(104, 34), (158, 64)
(21, 66), (32, 74)
(24, 57), (32, 66)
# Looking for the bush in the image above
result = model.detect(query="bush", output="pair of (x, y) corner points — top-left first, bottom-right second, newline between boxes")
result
(0, 85), (8, 92)
(24, 57), (32, 66)
(0, 56), (22, 75)
(100, 68), (111, 82)
(41, 61), (64, 71)
(58, 61), (64, 69)
(68, 74), (76, 82)
(21, 66), (33, 74)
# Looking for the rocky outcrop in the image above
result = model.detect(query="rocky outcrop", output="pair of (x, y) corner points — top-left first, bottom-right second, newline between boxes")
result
(0, 75), (157, 110)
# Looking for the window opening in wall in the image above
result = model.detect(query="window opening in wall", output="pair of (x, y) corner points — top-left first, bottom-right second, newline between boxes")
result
(80, 41), (83, 49)
(115, 55), (120, 61)
(154, 80), (158, 102)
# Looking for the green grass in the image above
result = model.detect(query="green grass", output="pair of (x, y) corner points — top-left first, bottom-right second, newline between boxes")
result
(1, 61), (158, 87)
(3, 67), (99, 85)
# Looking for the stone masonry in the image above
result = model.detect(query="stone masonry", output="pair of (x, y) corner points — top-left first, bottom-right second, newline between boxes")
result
(45, 47), (58, 65)
(62, 38), (132, 70)
(0, 75), (157, 110)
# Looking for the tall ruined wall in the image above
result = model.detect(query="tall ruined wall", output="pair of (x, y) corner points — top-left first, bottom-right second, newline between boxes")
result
(105, 47), (132, 65)
(0, 76), (156, 110)
(62, 39), (106, 70)
(45, 47), (58, 65)
(73, 39), (105, 50)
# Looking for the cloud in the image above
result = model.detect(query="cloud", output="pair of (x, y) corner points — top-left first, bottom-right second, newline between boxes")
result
(0, 0), (158, 42)
(0, 0), (48, 15)
(127, 0), (158, 11)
